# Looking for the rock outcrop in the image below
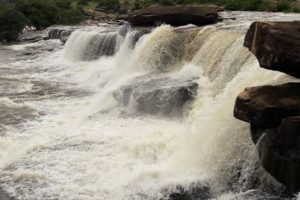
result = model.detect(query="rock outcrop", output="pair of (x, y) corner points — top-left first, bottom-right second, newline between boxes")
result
(244, 21), (300, 78)
(119, 5), (222, 26)
(234, 21), (300, 196)
(113, 74), (198, 116)
(258, 116), (300, 194)
(234, 83), (300, 127)
(43, 26), (77, 43)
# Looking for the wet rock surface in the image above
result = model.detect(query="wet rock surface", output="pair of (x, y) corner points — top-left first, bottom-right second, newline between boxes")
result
(235, 20), (300, 196)
(43, 26), (78, 43)
(258, 117), (300, 194)
(120, 5), (222, 26)
(163, 182), (211, 200)
(244, 21), (300, 78)
(113, 74), (198, 117)
(234, 83), (300, 127)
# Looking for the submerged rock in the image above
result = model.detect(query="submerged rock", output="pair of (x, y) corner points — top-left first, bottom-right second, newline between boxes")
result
(19, 31), (44, 43)
(234, 83), (300, 127)
(258, 116), (300, 194)
(163, 182), (211, 200)
(113, 74), (198, 117)
(120, 5), (222, 26)
(244, 21), (300, 78)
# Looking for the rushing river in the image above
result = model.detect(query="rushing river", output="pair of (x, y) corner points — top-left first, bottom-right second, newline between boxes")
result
(1, 11), (300, 200)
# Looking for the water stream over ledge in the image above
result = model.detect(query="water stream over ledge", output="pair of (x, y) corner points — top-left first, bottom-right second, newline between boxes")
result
(1, 11), (300, 200)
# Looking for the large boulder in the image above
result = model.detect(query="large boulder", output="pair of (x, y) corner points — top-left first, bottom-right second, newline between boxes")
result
(119, 5), (222, 26)
(244, 21), (300, 78)
(234, 83), (300, 127)
(258, 116), (300, 194)
(113, 74), (198, 116)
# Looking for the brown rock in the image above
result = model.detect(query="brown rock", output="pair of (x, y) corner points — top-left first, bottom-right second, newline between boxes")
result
(119, 5), (222, 26)
(244, 21), (300, 78)
(234, 83), (300, 126)
(258, 116), (300, 194)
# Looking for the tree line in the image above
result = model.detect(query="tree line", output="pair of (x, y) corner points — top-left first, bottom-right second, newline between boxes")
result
(0, 0), (299, 42)
(0, 0), (87, 42)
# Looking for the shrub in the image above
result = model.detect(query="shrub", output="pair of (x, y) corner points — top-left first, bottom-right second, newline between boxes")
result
(15, 0), (58, 29)
(276, 0), (293, 12)
(158, 0), (174, 5)
(0, 8), (28, 42)
(96, 0), (120, 11)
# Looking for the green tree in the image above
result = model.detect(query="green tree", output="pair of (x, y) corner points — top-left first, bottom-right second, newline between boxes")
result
(0, 8), (28, 42)
(96, 0), (120, 11)
(15, 0), (58, 29)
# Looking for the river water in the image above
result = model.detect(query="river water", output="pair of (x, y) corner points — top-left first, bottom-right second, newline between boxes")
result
(0, 11), (300, 200)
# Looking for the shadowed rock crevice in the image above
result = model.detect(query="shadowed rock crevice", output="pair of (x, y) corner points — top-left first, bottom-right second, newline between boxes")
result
(257, 117), (300, 195)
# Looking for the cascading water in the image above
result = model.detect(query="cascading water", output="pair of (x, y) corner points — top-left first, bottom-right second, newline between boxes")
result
(63, 24), (144, 61)
(1, 11), (300, 200)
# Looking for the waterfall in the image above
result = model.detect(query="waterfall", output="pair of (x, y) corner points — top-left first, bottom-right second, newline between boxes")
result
(2, 12), (300, 200)
(61, 24), (290, 198)
(44, 27), (75, 41)
(63, 25), (145, 61)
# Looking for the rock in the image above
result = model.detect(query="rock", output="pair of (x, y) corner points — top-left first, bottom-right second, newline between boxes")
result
(119, 5), (222, 26)
(234, 83), (300, 127)
(161, 182), (211, 200)
(43, 26), (77, 43)
(244, 21), (300, 78)
(19, 31), (43, 43)
(258, 116), (300, 194)
(113, 74), (198, 116)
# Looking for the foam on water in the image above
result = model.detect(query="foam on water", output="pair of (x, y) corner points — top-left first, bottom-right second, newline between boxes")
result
(1, 11), (300, 200)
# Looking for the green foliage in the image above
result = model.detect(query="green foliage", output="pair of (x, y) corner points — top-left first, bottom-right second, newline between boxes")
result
(276, 0), (293, 12)
(121, 0), (299, 12)
(0, 8), (28, 42)
(96, 0), (120, 11)
(14, 0), (85, 29)
(158, 0), (174, 5)
(15, 0), (57, 29)
(0, 0), (299, 42)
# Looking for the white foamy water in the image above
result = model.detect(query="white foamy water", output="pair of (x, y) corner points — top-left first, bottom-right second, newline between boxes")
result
(1, 11), (300, 200)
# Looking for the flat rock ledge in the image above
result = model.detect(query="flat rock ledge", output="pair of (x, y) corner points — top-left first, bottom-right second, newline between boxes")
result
(234, 83), (300, 127)
(119, 5), (222, 26)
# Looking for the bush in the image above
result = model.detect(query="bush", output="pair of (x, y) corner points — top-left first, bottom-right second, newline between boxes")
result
(96, 0), (120, 11)
(0, 8), (28, 42)
(158, 0), (174, 5)
(15, 0), (58, 29)
(15, 0), (84, 29)
(276, 0), (293, 12)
